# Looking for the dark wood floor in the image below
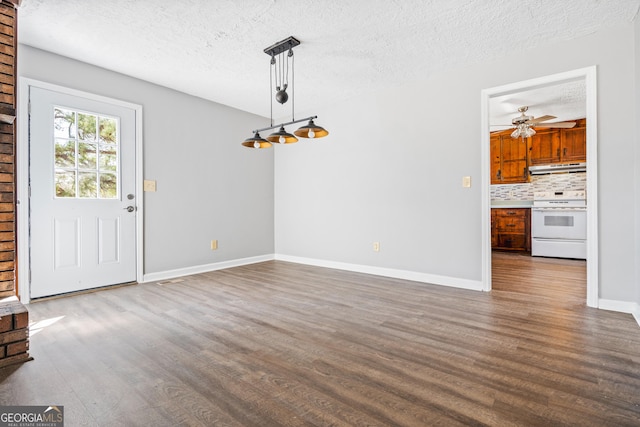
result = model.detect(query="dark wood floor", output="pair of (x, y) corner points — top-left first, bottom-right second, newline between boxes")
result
(491, 250), (587, 302)
(1, 254), (639, 426)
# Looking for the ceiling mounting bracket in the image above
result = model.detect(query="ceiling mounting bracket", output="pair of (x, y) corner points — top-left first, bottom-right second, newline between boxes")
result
(263, 36), (300, 57)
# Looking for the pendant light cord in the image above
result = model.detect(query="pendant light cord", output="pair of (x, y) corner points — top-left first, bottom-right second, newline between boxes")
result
(270, 54), (274, 127)
(291, 50), (295, 121)
(285, 49), (289, 89)
(277, 52), (283, 90)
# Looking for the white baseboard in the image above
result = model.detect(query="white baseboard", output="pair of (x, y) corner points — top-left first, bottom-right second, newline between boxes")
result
(598, 299), (637, 313)
(144, 253), (482, 292)
(599, 299), (640, 327)
(275, 254), (484, 291)
(142, 254), (275, 283)
(142, 254), (639, 329)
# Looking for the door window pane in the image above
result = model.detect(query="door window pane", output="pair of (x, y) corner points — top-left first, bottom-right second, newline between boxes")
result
(55, 171), (76, 197)
(99, 117), (117, 144)
(99, 173), (117, 198)
(78, 142), (97, 169)
(78, 113), (97, 141)
(53, 106), (119, 199)
(54, 108), (76, 139)
(54, 140), (76, 168)
(78, 172), (98, 198)
(99, 146), (117, 171)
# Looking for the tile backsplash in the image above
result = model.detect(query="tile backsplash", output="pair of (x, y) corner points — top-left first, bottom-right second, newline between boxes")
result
(491, 172), (586, 201)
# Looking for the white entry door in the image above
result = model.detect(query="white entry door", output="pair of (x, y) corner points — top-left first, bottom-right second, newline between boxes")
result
(29, 87), (137, 298)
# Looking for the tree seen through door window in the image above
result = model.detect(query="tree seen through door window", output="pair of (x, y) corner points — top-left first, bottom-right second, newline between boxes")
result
(54, 107), (119, 198)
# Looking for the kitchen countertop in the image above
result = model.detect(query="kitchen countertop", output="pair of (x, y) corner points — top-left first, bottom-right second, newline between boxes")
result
(491, 200), (533, 208)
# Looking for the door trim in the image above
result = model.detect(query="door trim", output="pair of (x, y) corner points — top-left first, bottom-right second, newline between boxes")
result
(480, 66), (598, 308)
(17, 78), (144, 303)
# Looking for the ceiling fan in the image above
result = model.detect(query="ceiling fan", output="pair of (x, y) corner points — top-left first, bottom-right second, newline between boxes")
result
(495, 106), (576, 139)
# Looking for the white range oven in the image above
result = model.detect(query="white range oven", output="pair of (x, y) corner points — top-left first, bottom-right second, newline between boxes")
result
(531, 190), (587, 259)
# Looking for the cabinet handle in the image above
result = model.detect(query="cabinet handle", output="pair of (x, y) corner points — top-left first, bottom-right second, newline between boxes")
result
(557, 148), (561, 157)
(563, 147), (567, 157)
(507, 224), (516, 227)
(523, 167), (527, 179)
(507, 211), (516, 215)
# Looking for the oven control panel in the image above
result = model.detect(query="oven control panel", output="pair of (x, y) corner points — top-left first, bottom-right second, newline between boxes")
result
(534, 191), (585, 200)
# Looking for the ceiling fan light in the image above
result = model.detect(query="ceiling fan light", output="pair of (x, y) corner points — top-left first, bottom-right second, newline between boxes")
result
(294, 119), (329, 139)
(266, 126), (298, 144)
(523, 126), (536, 137)
(241, 132), (272, 149)
(511, 123), (535, 139)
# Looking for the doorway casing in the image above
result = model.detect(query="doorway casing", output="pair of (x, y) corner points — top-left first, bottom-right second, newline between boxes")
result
(16, 78), (145, 303)
(480, 66), (598, 307)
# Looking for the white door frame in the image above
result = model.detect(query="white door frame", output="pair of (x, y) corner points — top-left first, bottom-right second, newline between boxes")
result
(480, 66), (598, 308)
(17, 78), (144, 303)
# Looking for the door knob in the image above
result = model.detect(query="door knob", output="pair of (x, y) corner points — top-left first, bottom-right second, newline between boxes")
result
(124, 206), (135, 212)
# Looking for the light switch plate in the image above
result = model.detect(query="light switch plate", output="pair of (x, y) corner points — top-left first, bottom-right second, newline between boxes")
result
(143, 180), (157, 192)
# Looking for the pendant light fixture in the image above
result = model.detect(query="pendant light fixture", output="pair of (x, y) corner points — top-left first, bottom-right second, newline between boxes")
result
(241, 132), (272, 149)
(267, 126), (298, 144)
(241, 36), (329, 149)
(294, 119), (329, 139)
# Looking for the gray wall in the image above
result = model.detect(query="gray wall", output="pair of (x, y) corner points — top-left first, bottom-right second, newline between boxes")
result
(19, 45), (274, 275)
(18, 22), (639, 306)
(275, 25), (638, 303)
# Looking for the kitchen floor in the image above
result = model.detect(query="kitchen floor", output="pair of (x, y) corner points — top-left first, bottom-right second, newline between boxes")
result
(492, 250), (586, 304)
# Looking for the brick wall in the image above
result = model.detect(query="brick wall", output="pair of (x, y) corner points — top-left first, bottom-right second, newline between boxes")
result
(0, 296), (30, 368)
(0, 0), (17, 299)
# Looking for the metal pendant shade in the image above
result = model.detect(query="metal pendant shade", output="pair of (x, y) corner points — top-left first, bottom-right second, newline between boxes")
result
(294, 119), (329, 139)
(241, 132), (272, 149)
(241, 36), (328, 148)
(267, 126), (298, 144)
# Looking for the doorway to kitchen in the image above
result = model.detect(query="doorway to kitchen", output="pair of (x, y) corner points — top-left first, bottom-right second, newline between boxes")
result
(480, 67), (598, 307)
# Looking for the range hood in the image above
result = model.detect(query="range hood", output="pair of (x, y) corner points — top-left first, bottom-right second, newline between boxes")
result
(529, 162), (587, 175)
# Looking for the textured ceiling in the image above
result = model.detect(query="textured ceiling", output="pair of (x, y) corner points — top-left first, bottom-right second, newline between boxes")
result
(17, 0), (640, 121)
(490, 79), (587, 130)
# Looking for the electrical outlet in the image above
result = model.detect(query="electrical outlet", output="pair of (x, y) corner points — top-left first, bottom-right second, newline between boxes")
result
(211, 240), (218, 250)
(373, 242), (380, 252)
(462, 176), (471, 188)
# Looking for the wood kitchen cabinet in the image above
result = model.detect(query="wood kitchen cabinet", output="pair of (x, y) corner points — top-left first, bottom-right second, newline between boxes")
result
(529, 118), (586, 165)
(491, 208), (530, 252)
(490, 134), (501, 184)
(490, 133), (529, 184)
(529, 129), (560, 165)
(490, 118), (586, 184)
(559, 118), (587, 162)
